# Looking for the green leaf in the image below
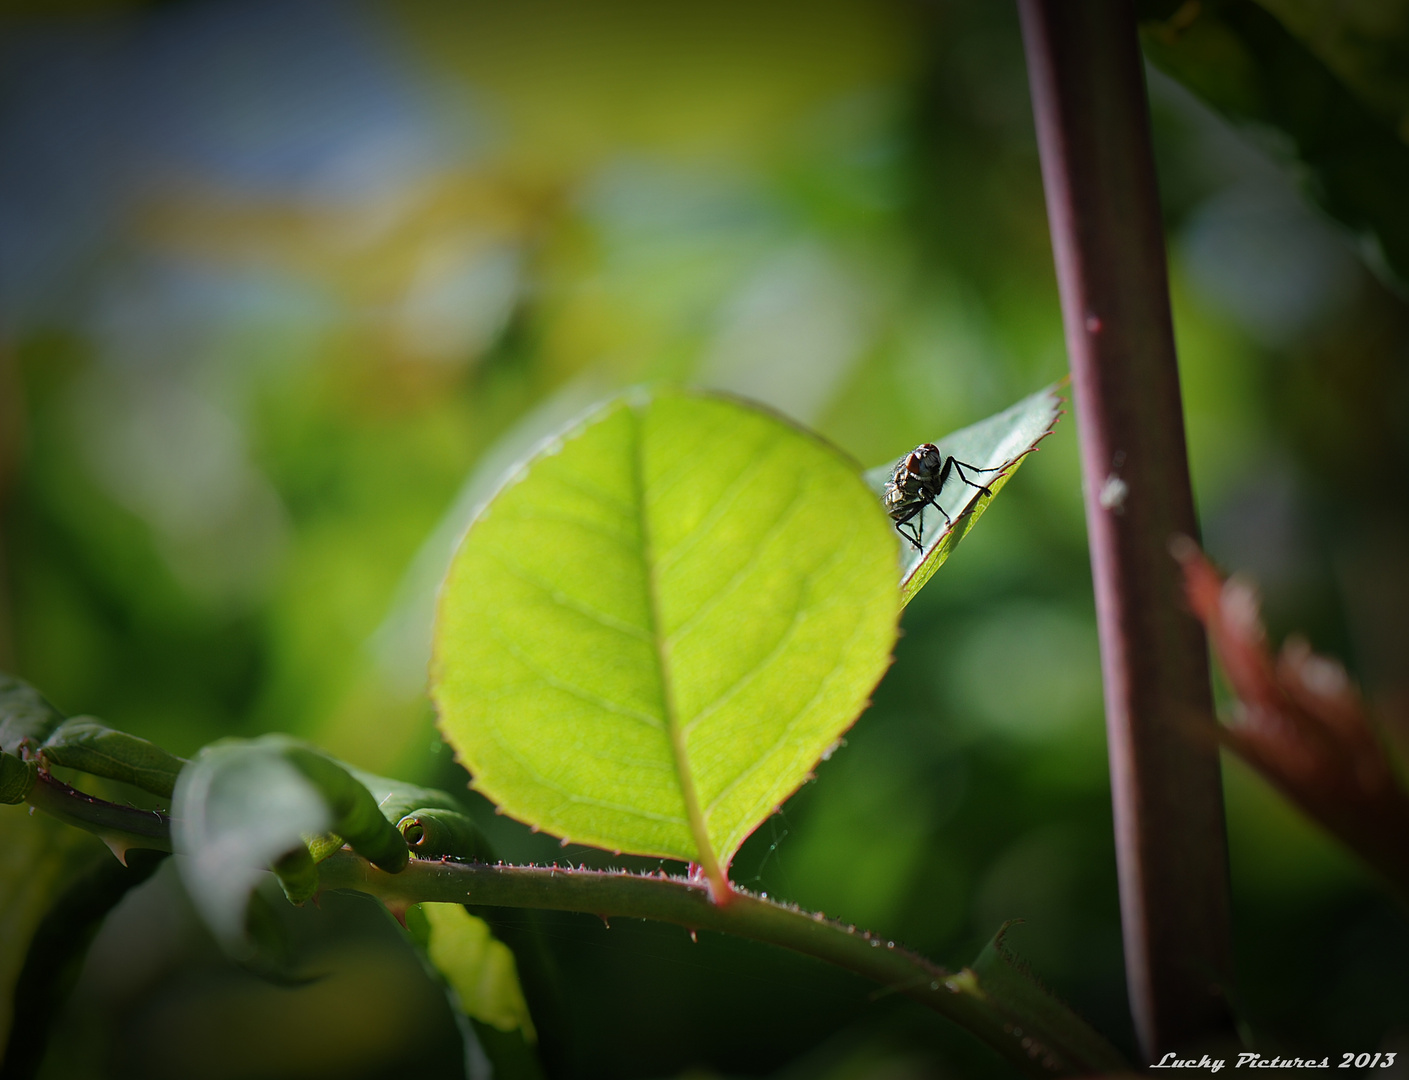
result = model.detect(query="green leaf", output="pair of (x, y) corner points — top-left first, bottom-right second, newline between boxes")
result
(1137, 0), (1409, 288)
(402, 904), (546, 1080)
(0, 673), (65, 756)
(273, 742), (409, 874)
(407, 903), (537, 1041)
(347, 767), (468, 824)
(864, 384), (1064, 607)
(948, 923), (1131, 1076)
(432, 389), (900, 899)
(40, 718), (187, 799)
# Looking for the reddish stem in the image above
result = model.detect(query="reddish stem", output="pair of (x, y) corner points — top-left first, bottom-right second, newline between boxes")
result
(1017, 0), (1235, 1059)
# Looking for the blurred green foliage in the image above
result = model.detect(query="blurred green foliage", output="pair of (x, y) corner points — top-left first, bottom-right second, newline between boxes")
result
(2, 0), (1409, 1077)
(1139, 0), (1409, 286)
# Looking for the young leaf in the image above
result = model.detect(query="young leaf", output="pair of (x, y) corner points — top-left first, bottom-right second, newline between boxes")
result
(397, 808), (496, 863)
(344, 766), (497, 863)
(432, 390), (900, 901)
(864, 384), (1064, 606)
(172, 742), (334, 948)
(172, 738), (411, 945)
(40, 718), (187, 799)
(402, 904), (545, 1080)
(0, 673), (65, 755)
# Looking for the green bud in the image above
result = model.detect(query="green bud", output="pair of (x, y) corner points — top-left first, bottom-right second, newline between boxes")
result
(397, 808), (496, 863)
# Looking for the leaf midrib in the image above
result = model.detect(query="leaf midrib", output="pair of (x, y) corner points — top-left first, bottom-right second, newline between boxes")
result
(628, 403), (727, 895)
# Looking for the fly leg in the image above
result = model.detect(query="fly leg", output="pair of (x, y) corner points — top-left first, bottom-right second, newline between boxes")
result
(892, 496), (951, 550)
(891, 502), (925, 550)
(945, 457), (1005, 498)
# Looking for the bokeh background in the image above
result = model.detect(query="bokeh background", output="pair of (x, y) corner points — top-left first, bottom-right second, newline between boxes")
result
(3, 1), (1409, 1077)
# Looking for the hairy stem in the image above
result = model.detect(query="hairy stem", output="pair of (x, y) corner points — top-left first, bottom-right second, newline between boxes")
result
(1017, 0), (1235, 1058)
(23, 778), (1128, 1077)
(318, 853), (1127, 1078)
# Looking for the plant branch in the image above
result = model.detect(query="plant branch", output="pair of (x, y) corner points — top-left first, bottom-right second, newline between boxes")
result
(317, 853), (1129, 1078)
(24, 771), (1132, 1075)
(1017, 0), (1235, 1059)
(24, 769), (171, 857)
(21, 761), (1129, 1075)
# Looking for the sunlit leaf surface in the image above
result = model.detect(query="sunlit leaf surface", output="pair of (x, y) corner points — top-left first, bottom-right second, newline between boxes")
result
(864, 384), (1064, 607)
(432, 390), (899, 891)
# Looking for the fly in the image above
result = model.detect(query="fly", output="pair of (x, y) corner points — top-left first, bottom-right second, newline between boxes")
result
(884, 443), (1004, 551)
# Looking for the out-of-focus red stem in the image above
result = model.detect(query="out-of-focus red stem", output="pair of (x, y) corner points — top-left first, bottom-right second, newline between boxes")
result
(1017, 0), (1235, 1060)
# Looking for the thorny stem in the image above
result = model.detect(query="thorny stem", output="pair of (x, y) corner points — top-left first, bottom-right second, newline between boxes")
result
(318, 853), (1128, 1078)
(1018, 0), (1235, 1059)
(24, 770), (171, 855)
(25, 771), (1128, 1076)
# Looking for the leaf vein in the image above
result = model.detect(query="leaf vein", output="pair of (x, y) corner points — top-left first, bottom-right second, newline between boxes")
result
(485, 548), (651, 642)
(704, 555), (875, 843)
(483, 617), (664, 730)
(667, 478), (810, 647)
(474, 710), (687, 828)
(655, 430), (785, 576)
